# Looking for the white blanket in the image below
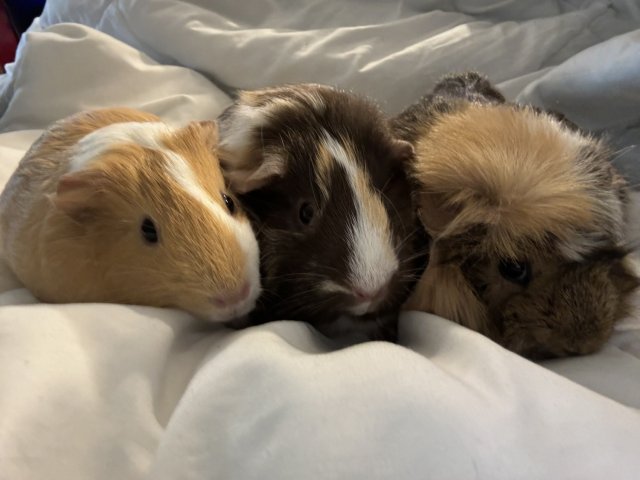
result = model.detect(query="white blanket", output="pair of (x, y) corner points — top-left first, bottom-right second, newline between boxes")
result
(1, 1), (639, 479)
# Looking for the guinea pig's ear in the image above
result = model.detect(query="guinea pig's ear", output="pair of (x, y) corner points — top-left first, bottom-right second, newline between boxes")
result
(194, 120), (219, 150)
(217, 102), (287, 194)
(390, 138), (414, 163)
(221, 152), (286, 194)
(52, 169), (109, 221)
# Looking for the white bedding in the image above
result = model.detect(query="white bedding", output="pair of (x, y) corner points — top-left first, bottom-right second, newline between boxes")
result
(1, 1), (639, 479)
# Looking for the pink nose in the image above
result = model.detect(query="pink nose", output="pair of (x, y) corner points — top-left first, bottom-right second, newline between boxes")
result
(211, 282), (251, 308)
(353, 286), (387, 303)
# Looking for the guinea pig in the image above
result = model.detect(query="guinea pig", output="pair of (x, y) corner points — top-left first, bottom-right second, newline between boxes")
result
(217, 83), (427, 339)
(0, 107), (261, 322)
(393, 72), (640, 359)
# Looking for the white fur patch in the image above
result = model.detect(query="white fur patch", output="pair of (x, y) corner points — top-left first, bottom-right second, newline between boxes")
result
(162, 151), (227, 220)
(322, 131), (398, 307)
(70, 122), (171, 171)
(349, 300), (375, 316)
(218, 104), (269, 156)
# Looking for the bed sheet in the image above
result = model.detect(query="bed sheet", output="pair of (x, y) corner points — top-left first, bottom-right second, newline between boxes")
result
(1, 1), (640, 479)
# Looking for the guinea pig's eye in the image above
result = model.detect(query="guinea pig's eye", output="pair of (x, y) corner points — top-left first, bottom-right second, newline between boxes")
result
(498, 259), (531, 286)
(222, 193), (235, 214)
(299, 202), (314, 225)
(140, 217), (159, 244)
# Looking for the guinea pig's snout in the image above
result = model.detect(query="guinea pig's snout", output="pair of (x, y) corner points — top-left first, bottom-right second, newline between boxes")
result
(210, 282), (251, 308)
(345, 215), (400, 316)
(348, 281), (392, 316)
(353, 286), (388, 303)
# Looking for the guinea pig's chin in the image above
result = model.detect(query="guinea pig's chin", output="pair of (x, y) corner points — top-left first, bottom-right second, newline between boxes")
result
(197, 297), (258, 323)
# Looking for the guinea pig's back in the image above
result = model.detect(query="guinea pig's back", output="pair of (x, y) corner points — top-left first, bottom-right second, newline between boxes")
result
(0, 108), (160, 279)
(0, 131), (70, 263)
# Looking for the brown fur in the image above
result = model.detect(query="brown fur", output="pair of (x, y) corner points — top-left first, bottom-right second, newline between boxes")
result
(396, 73), (639, 358)
(218, 84), (427, 338)
(0, 108), (260, 321)
(412, 105), (601, 258)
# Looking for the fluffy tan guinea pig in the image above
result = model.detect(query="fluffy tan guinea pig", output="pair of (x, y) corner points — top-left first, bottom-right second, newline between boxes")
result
(0, 107), (261, 322)
(393, 72), (639, 359)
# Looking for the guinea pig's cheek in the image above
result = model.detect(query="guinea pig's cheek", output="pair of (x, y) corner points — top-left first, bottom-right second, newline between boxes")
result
(496, 298), (531, 337)
(501, 321), (548, 357)
(500, 296), (563, 357)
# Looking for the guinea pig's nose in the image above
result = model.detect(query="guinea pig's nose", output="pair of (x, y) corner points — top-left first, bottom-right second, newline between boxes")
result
(211, 282), (250, 308)
(353, 286), (387, 303)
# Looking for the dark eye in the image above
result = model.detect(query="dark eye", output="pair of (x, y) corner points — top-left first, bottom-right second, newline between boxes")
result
(222, 193), (235, 214)
(299, 202), (314, 225)
(498, 259), (531, 286)
(141, 217), (158, 244)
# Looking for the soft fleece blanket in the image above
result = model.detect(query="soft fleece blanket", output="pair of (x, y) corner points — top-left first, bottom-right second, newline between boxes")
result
(1, 1), (639, 479)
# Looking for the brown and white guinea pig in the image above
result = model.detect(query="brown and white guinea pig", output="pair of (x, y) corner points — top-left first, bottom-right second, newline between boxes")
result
(217, 84), (427, 338)
(393, 72), (640, 359)
(0, 107), (261, 322)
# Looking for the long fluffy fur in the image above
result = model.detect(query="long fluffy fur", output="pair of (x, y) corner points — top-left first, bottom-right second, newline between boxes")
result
(397, 72), (639, 358)
(412, 104), (621, 259)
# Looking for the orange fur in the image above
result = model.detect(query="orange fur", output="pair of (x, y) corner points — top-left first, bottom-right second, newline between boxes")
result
(413, 105), (605, 258)
(0, 108), (260, 321)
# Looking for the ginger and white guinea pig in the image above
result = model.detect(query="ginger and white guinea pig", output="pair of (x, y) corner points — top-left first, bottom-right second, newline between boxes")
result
(0, 107), (261, 322)
(217, 84), (428, 338)
(393, 72), (639, 359)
